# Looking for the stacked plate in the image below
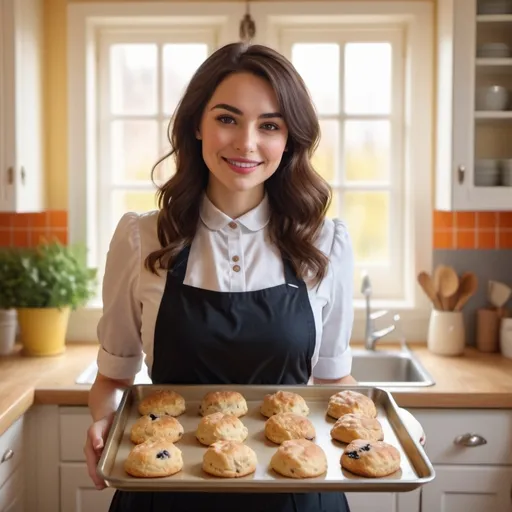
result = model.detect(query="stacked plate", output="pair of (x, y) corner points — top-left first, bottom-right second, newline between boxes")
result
(477, 43), (511, 58)
(474, 159), (501, 186)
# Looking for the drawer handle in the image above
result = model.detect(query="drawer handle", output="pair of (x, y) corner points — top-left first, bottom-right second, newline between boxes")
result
(454, 433), (487, 447)
(1, 449), (14, 463)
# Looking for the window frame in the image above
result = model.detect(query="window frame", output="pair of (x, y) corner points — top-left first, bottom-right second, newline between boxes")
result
(67, 1), (433, 343)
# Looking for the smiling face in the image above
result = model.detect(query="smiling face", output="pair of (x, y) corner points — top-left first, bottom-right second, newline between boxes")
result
(198, 72), (289, 203)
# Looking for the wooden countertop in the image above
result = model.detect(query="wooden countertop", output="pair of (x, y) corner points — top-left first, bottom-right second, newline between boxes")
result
(1, 342), (512, 436)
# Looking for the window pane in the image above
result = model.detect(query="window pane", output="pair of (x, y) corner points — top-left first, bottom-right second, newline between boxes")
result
(163, 44), (209, 115)
(313, 120), (339, 183)
(111, 121), (159, 182)
(291, 43), (340, 115)
(110, 44), (157, 115)
(112, 191), (158, 221)
(344, 121), (390, 181)
(326, 191), (339, 220)
(156, 121), (176, 185)
(345, 43), (392, 114)
(342, 191), (389, 262)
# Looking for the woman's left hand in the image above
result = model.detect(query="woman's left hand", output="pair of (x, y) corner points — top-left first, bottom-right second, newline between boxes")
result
(398, 407), (426, 446)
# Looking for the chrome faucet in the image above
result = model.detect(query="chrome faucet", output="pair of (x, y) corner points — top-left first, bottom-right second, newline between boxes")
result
(361, 274), (398, 351)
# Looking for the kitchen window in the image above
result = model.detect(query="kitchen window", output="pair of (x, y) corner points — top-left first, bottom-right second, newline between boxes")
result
(67, 2), (433, 341)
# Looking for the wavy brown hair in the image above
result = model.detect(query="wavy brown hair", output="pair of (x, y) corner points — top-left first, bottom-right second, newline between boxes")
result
(145, 42), (332, 286)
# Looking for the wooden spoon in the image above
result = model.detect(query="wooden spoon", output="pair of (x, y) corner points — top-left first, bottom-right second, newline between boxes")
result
(434, 265), (459, 311)
(453, 272), (478, 311)
(417, 271), (443, 310)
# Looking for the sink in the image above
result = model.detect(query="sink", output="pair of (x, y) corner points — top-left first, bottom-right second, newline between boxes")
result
(76, 348), (434, 387)
(351, 349), (435, 387)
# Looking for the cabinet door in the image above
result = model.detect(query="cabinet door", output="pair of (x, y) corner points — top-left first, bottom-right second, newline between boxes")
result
(0, 0), (44, 213)
(422, 466), (512, 512)
(346, 489), (420, 512)
(61, 463), (116, 512)
(435, 0), (512, 211)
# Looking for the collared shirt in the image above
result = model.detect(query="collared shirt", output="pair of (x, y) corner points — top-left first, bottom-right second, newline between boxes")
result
(96, 193), (354, 381)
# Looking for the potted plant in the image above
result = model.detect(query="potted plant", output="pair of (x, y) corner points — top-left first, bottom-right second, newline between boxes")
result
(6, 241), (97, 356)
(0, 249), (21, 355)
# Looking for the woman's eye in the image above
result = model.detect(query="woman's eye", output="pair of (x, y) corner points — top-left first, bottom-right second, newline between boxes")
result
(261, 123), (279, 131)
(216, 115), (235, 124)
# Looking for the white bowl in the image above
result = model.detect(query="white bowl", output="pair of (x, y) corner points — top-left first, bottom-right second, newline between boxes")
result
(476, 85), (509, 111)
(475, 173), (501, 186)
(475, 159), (500, 170)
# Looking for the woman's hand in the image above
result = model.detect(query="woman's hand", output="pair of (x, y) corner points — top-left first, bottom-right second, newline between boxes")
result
(84, 412), (115, 490)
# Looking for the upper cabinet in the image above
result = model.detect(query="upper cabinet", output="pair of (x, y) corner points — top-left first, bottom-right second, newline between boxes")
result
(436, 0), (512, 211)
(0, 0), (45, 213)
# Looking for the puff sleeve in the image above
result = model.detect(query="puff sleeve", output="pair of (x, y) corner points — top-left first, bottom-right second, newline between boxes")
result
(96, 212), (143, 380)
(312, 219), (354, 380)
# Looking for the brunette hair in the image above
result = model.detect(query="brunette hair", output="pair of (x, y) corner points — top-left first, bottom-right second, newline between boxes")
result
(145, 42), (332, 286)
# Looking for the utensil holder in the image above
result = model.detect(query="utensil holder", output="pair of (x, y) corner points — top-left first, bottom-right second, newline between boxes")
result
(476, 308), (500, 353)
(500, 318), (512, 359)
(427, 310), (465, 356)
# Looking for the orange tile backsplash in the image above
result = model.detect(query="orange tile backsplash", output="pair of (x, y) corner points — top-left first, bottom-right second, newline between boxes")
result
(434, 211), (512, 249)
(0, 211), (67, 247)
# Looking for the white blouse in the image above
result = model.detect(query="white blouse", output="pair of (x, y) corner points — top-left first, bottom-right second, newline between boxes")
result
(96, 193), (355, 382)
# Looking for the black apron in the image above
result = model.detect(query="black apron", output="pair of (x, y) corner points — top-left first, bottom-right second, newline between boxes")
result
(109, 246), (350, 512)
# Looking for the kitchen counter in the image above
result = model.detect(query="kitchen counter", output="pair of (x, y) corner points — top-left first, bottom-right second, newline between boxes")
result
(1, 342), (512, 436)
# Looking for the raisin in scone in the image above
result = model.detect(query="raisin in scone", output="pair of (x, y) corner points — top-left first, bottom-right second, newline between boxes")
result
(330, 413), (384, 444)
(202, 440), (257, 478)
(260, 391), (309, 418)
(196, 412), (249, 446)
(124, 439), (183, 478)
(327, 390), (377, 420)
(340, 439), (401, 478)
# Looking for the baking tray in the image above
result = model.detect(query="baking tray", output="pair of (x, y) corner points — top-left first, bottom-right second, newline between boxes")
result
(97, 385), (435, 492)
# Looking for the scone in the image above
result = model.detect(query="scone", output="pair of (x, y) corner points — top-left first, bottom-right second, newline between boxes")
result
(265, 413), (316, 444)
(199, 391), (248, 418)
(270, 439), (327, 479)
(196, 412), (249, 446)
(340, 439), (401, 478)
(130, 413), (184, 444)
(330, 413), (384, 444)
(260, 391), (309, 417)
(124, 438), (183, 478)
(138, 390), (186, 417)
(327, 390), (377, 420)
(202, 440), (257, 478)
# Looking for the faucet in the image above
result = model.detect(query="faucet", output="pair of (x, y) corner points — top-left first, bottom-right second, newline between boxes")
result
(361, 274), (399, 351)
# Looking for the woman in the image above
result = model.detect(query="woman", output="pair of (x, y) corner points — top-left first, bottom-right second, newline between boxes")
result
(85, 41), (357, 511)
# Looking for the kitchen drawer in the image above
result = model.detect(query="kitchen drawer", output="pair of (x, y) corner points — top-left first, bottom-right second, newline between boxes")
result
(411, 409), (512, 465)
(0, 467), (23, 512)
(0, 416), (24, 489)
(59, 407), (92, 462)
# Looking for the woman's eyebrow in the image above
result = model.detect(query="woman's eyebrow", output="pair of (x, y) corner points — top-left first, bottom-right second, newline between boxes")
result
(210, 103), (282, 119)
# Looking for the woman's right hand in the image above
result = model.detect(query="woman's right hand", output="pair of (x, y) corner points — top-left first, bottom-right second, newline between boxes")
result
(84, 412), (115, 490)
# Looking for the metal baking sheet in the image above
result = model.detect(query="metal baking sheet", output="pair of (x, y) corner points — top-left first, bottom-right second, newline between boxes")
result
(97, 385), (435, 492)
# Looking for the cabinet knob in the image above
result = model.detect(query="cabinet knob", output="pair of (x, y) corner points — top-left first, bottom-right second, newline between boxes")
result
(454, 433), (487, 447)
(1, 449), (14, 463)
(21, 166), (26, 185)
(457, 165), (465, 184)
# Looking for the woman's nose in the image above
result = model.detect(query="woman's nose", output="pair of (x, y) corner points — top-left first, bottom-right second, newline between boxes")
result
(234, 126), (257, 153)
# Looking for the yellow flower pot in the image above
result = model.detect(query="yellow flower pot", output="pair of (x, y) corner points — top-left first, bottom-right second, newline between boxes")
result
(17, 307), (71, 356)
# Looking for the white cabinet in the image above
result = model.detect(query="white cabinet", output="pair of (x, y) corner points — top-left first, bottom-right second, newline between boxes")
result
(0, 416), (25, 512)
(346, 489), (420, 512)
(0, 0), (45, 213)
(412, 409), (512, 512)
(435, 0), (512, 211)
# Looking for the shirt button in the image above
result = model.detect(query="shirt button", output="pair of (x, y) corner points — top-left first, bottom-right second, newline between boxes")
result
(228, 221), (237, 229)
(233, 265), (241, 272)
(232, 255), (240, 262)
